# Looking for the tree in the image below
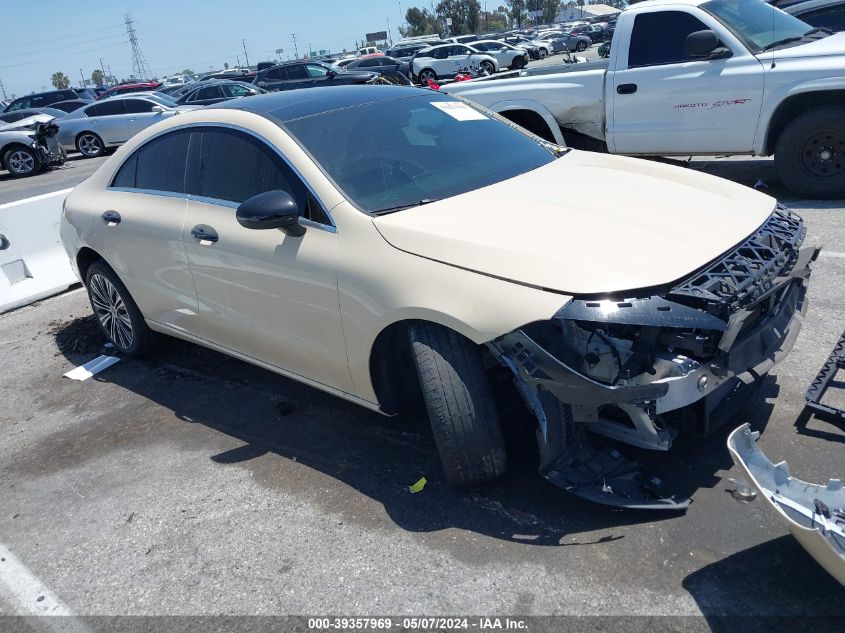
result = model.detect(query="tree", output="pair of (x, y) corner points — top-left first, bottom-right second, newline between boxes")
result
(51, 71), (69, 89)
(505, 0), (527, 27)
(480, 6), (509, 31)
(181, 68), (194, 75)
(539, 0), (562, 23)
(90, 69), (104, 87)
(436, 0), (481, 35)
(400, 7), (440, 37)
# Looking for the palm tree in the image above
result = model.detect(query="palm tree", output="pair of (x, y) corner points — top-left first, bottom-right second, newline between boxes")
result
(91, 69), (105, 87)
(51, 71), (69, 89)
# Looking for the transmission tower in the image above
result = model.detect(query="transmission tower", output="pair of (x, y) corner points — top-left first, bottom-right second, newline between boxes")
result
(125, 14), (152, 80)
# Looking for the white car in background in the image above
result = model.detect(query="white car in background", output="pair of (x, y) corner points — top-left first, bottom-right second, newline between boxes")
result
(56, 94), (198, 158)
(410, 43), (499, 83)
(469, 40), (531, 69)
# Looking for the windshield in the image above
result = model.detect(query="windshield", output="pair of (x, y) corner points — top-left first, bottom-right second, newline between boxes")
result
(702, 0), (820, 52)
(284, 93), (559, 214)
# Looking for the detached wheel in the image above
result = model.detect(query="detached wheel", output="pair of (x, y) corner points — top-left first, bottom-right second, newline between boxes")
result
(408, 322), (507, 487)
(76, 132), (105, 158)
(775, 106), (845, 198)
(85, 260), (161, 356)
(576, 41), (588, 52)
(3, 146), (41, 178)
(418, 68), (437, 84)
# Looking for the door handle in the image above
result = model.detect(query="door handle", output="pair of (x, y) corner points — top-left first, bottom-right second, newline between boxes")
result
(191, 224), (219, 244)
(617, 83), (638, 95)
(101, 210), (121, 226)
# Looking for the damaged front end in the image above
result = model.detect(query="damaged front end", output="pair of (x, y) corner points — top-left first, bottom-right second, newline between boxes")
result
(728, 424), (845, 586)
(488, 207), (820, 510)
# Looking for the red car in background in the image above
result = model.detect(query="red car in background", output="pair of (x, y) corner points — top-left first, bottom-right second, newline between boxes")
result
(96, 82), (161, 100)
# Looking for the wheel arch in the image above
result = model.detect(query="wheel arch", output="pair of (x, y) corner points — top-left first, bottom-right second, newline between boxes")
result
(75, 246), (105, 281)
(368, 316), (498, 415)
(1, 141), (34, 160)
(494, 103), (565, 144)
(762, 89), (845, 155)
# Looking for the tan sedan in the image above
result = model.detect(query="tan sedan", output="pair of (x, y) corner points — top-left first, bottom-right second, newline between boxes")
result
(60, 86), (817, 509)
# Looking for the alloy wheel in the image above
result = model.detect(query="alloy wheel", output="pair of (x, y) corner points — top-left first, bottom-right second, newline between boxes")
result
(89, 273), (134, 350)
(78, 134), (103, 157)
(7, 150), (35, 175)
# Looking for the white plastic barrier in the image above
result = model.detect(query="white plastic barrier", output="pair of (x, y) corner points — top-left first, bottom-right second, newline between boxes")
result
(0, 188), (78, 314)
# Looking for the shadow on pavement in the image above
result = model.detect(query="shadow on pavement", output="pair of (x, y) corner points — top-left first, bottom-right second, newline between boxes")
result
(41, 314), (781, 546)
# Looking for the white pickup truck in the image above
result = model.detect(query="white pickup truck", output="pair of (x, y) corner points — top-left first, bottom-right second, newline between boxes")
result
(443, 0), (845, 198)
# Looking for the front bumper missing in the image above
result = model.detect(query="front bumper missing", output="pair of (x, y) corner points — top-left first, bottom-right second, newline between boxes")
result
(728, 424), (845, 586)
(487, 210), (819, 510)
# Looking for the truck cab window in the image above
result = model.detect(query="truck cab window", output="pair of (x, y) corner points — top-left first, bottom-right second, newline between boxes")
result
(628, 11), (711, 68)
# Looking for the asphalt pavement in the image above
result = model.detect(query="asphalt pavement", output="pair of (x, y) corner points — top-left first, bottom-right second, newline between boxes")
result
(0, 65), (844, 627)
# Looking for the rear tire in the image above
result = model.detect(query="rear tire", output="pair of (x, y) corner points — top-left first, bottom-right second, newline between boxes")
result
(511, 55), (527, 70)
(76, 132), (105, 158)
(3, 146), (41, 178)
(408, 322), (507, 487)
(576, 41), (587, 52)
(85, 260), (162, 356)
(775, 106), (845, 199)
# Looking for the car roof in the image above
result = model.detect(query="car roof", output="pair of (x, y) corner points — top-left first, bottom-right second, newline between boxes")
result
(210, 85), (433, 122)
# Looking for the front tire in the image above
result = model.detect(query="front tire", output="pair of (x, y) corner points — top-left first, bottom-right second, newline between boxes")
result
(76, 132), (105, 158)
(3, 146), (41, 178)
(408, 322), (507, 487)
(480, 60), (495, 76)
(576, 41), (588, 52)
(417, 68), (437, 84)
(775, 106), (845, 198)
(85, 260), (161, 356)
(538, 47), (547, 59)
(511, 55), (527, 70)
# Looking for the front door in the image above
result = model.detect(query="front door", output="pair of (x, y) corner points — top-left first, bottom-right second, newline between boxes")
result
(181, 126), (353, 393)
(609, 9), (765, 155)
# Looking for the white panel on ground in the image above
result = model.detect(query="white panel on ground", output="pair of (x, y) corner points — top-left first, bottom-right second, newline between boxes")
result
(0, 188), (78, 314)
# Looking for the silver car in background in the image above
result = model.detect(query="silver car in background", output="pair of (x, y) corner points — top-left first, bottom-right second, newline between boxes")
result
(468, 40), (530, 69)
(56, 94), (199, 158)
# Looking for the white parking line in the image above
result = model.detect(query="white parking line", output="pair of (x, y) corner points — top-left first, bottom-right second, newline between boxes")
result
(0, 542), (91, 633)
(819, 251), (845, 259)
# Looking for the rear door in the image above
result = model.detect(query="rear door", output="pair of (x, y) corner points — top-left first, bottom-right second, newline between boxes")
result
(84, 100), (131, 144)
(609, 9), (765, 154)
(93, 129), (197, 324)
(188, 84), (225, 105)
(181, 126), (352, 392)
(279, 64), (314, 90)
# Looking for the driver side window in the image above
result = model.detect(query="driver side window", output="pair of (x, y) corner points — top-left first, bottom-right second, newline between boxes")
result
(628, 11), (713, 68)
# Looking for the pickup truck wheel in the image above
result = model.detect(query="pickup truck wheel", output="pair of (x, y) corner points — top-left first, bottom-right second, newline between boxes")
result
(408, 322), (507, 487)
(3, 146), (41, 178)
(576, 41), (588, 52)
(85, 260), (162, 356)
(776, 106), (845, 198)
(418, 69), (437, 84)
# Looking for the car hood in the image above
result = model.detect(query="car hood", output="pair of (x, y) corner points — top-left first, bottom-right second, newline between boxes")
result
(764, 32), (845, 61)
(372, 151), (776, 295)
(0, 114), (56, 131)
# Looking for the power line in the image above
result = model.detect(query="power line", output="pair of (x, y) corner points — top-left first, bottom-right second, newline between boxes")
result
(125, 13), (152, 80)
(0, 33), (129, 60)
(0, 40), (129, 70)
(0, 23), (125, 51)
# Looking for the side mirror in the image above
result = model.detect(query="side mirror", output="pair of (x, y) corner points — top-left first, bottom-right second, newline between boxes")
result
(685, 30), (732, 59)
(236, 190), (305, 237)
(151, 105), (165, 113)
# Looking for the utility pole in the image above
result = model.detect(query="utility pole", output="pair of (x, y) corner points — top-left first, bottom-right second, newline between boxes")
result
(80, 68), (86, 87)
(125, 14), (152, 80)
(0, 78), (7, 100)
(241, 39), (250, 67)
(291, 33), (299, 60)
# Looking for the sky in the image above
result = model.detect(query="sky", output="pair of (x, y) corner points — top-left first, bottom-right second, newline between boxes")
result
(0, 0), (412, 98)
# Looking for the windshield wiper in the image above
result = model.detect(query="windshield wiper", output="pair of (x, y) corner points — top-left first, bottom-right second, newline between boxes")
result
(372, 198), (440, 216)
(760, 36), (805, 52)
(760, 27), (833, 52)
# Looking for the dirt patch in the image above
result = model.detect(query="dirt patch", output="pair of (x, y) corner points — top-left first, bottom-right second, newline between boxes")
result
(49, 314), (106, 356)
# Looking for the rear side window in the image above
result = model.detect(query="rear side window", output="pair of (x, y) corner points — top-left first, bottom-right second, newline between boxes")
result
(87, 100), (126, 117)
(800, 5), (845, 31)
(190, 128), (307, 205)
(110, 129), (191, 193)
(193, 85), (222, 101)
(286, 65), (309, 79)
(266, 67), (287, 81)
(628, 12), (710, 68)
